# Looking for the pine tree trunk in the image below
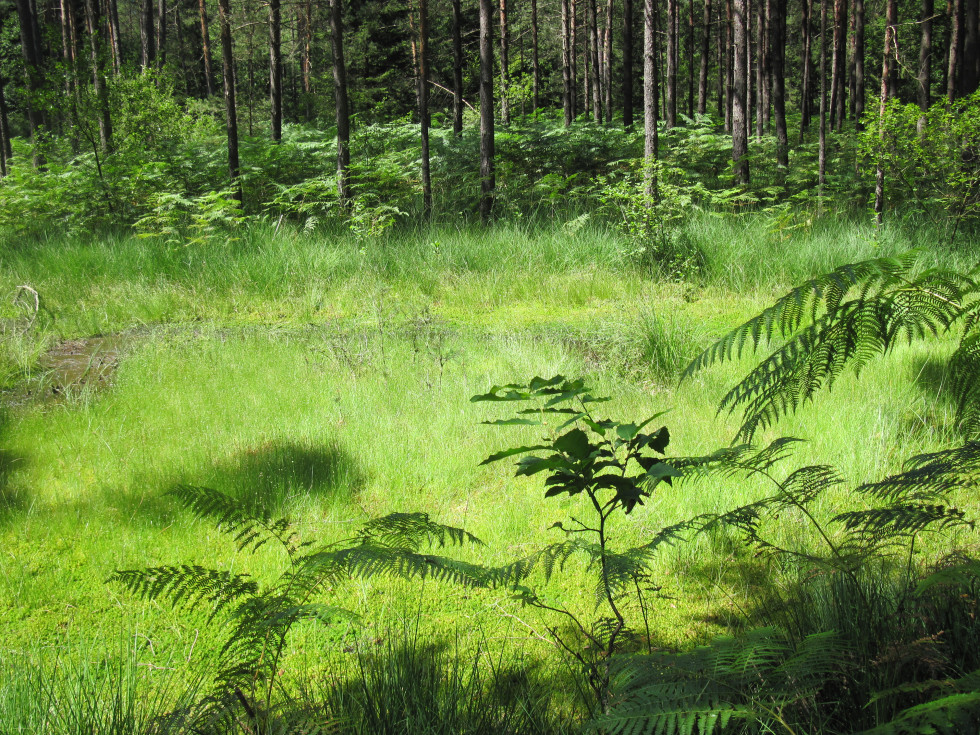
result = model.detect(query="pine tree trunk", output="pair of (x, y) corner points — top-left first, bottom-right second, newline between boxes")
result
(589, 0), (602, 121)
(300, 0), (312, 120)
(725, 0), (733, 131)
(962, 0), (979, 94)
(687, 0), (694, 117)
(199, 0), (214, 95)
(499, 0), (510, 124)
(800, 0), (811, 134)
(874, 0), (896, 224)
(624, 0), (634, 126)
(918, 0), (933, 125)
(217, 0), (240, 202)
(84, 0), (113, 151)
(762, 0), (771, 130)
(854, 0), (864, 128)
(270, 0), (282, 140)
(603, 0), (614, 122)
(717, 0), (725, 120)
(418, 0), (431, 218)
(571, 0), (578, 117)
(532, 0), (540, 110)
(755, 0), (764, 137)
(452, 0), (465, 132)
(561, 0), (573, 124)
(666, 0), (677, 126)
(329, 0), (350, 202)
(157, 0), (167, 68)
(643, 0), (658, 199)
(818, 0), (826, 188)
(948, 0), (962, 101)
(830, 0), (845, 129)
(15, 0), (46, 163)
(698, 0), (710, 113)
(479, 0), (495, 222)
(771, 0), (787, 166)
(141, 0), (155, 69)
(107, 0), (122, 73)
(732, 0), (748, 184)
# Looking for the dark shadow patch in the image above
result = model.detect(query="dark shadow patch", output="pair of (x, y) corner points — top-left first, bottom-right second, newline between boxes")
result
(0, 448), (31, 525)
(185, 440), (366, 517)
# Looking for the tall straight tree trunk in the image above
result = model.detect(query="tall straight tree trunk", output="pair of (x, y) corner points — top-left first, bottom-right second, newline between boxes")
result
(498, 0), (510, 124)
(854, 0), (864, 128)
(624, 0), (634, 126)
(801, 0), (812, 134)
(819, 0), (827, 188)
(479, 0), (495, 222)
(299, 0), (312, 119)
(198, 0), (214, 95)
(217, 0), (240, 202)
(418, 0), (431, 218)
(725, 0), (733, 131)
(329, 0), (350, 202)
(874, 0), (896, 224)
(175, 0), (193, 93)
(571, 0), (578, 117)
(84, 0), (113, 151)
(141, 0), (155, 69)
(269, 0), (282, 140)
(588, 0), (602, 120)
(15, 0), (46, 163)
(687, 0), (695, 116)
(830, 0), (846, 129)
(755, 0), (764, 136)
(107, 0), (122, 73)
(531, 0), (540, 110)
(761, 0), (771, 129)
(771, 0), (787, 166)
(732, 0), (748, 184)
(643, 0), (658, 199)
(603, 0), (613, 122)
(717, 0), (726, 119)
(452, 0), (465, 132)
(698, 0), (710, 113)
(561, 0), (573, 124)
(962, 0), (979, 95)
(918, 0), (933, 128)
(948, 0), (962, 100)
(666, 0), (677, 126)
(157, 0), (167, 68)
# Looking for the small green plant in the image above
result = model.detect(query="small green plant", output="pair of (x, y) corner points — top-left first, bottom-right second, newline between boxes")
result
(472, 375), (689, 712)
(110, 486), (487, 732)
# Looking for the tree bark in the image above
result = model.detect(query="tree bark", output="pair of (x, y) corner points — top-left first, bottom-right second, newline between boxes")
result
(755, 0), (764, 137)
(414, 0), (430, 218)
(15, 0), (46, 162)
(299, 0), (312, 119)
(918, 0), (933, 125)
(479, 0), (495, 222)
(948, 0), (962, 101)
(624, 0), (634, 126)
(666, 0), (677, 126)
(830, 0), (846, 130)
(561, 0), (574, 124)
(269, 0), (282, 140)
(198, 0), (214, 95)
(84, 0), (113, 151)
(819, 0), (827, 188)
(643, 0), (658, 199)
(217, 0), (240, 202)
(107, 0), (122, 73)
(800, 0), (812, 133)
(724, 0), (733, 131)
(588, 0), (602, 121)
(157, 0), (167, 68)
(451, 0), (465, 132)
(329, 0), (350, 202)
(732, 0), (748, 184)
(532, 0), (540, 110)
(854, 0), (864, 129)
(962, 0), (979, 95)
(603, 0), (614, 122)
(698, 0), (710, 114)
(499, 0), (510, 124)
(874, 0), (896, 224)
(771, 0), (787, 166)
(141, 0), (155, 69)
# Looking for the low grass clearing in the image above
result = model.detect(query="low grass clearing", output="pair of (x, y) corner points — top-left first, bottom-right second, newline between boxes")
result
(0, 214), (974, 730)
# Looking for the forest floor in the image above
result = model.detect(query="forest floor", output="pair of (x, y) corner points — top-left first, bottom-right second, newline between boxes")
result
(0, 216), (975, 727)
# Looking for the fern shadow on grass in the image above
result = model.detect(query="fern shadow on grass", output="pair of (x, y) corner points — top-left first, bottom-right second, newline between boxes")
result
(0, 410), (31, 526)
(183, 440), (367, 517)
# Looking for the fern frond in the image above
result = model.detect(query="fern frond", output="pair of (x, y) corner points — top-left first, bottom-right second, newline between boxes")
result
(327, 543), (494, 587)
(835, 504), (972, 541)
(855, 442), (980, 503)
(109, 566), (258, 621)
(356, 512), (484, 551)
(167, 485), (299, 555)
(950, 334), (980, 439)
(856, 691), (980, 735)
(671, 437), (804, 480)
(682, 254), (916, 378)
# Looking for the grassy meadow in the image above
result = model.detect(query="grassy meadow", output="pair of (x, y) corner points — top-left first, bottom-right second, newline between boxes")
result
(1, 214), (976, 732)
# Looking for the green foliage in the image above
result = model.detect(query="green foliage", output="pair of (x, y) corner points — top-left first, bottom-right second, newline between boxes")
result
(474, 376), (689, 711)
(684, 252), (980, 441)
(109, 485), (485, 730)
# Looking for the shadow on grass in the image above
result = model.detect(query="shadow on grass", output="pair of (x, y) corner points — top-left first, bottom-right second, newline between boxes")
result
(308, 633), (572, 735)
(0, 410), (32, 527)
(183, 439), (366, 517)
